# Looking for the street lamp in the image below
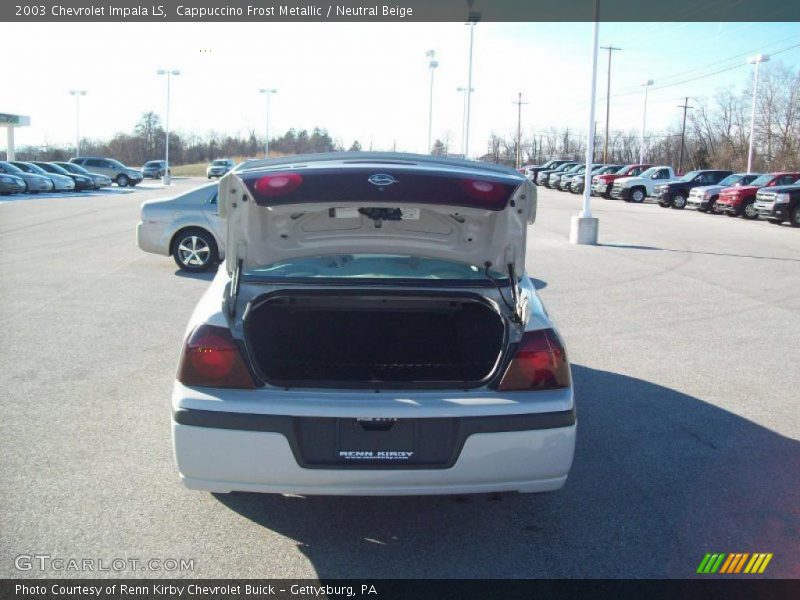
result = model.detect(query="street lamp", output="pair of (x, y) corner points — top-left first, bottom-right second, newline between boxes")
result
(570, 16), (600, 245)
(463, 13), (479, 158)
(259, 88), (277, 158)
(456, 86), (474, 157)
(639, 79), (654, 164)
(69, 90), (87, 158)
(746, 54), (769, 173)
(156, 69), (180, 185)
(426, 50), (438, 154)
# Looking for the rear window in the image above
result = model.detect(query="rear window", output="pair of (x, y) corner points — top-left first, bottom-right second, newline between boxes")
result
(243, 254), (505, 281)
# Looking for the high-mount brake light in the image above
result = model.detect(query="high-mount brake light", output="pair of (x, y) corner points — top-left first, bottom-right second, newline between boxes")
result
(177, 324), (256, 389)
(497, 328), (571, 391)
(254, 172), (303, 197)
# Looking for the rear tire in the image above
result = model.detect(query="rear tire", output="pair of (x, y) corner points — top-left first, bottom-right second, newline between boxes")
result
(172, 228), (218, 272)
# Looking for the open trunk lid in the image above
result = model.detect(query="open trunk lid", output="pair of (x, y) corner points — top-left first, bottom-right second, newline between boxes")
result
(218, 153), (535, 279)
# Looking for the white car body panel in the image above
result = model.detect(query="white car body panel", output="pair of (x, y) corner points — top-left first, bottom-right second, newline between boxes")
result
(172, 154), (574, 496)
(136, 183), (225, 258)
(219, 159), (535, 278)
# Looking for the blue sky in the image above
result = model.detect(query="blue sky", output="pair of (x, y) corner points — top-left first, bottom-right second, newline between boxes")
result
(1, 21), (798, 157)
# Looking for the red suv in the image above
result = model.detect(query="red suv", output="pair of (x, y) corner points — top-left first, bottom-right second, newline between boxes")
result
(591, 164), (653, 199)
(716, 172), (800, 219)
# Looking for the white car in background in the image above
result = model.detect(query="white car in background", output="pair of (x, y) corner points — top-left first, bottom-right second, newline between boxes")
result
(136, 183), (224, 272)
(171, 152), (576, 496)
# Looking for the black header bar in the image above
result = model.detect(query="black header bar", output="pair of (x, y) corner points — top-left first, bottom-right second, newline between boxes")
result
(2, 0), (796, 22)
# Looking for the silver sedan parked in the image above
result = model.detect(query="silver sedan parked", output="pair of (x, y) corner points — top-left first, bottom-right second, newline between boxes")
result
(11, 161), (75, 192)
(0, 161), (54, 193)
(136, 183), (224, 272)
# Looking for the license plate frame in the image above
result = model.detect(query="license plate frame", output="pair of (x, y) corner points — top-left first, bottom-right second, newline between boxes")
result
(336, 418), (418, 464)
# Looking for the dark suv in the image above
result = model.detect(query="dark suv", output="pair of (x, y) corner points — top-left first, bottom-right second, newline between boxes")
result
(143, 160), (169, 179)
(655, 170), (733, 209)
(754, 178), (800, 227)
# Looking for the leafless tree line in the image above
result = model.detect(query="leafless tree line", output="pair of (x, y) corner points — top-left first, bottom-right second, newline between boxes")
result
(482, 62), (800, 172)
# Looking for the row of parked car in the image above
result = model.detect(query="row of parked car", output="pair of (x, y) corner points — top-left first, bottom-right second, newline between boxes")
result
(521, 159), (800, 227)
(0, 159), (114, 194)
(0, 154), (239, 196)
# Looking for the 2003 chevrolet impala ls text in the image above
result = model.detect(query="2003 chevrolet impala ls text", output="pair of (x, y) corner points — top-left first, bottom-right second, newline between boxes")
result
(171, 152), (577, 496)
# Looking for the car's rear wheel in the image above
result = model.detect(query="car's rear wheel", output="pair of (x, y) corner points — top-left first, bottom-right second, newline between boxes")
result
(630, 187), (646, 203)
(172, 229), (218, 272)
(742, 200), (759, 220)
(116, 174), (130, 187)
(671, 193), (687, 209)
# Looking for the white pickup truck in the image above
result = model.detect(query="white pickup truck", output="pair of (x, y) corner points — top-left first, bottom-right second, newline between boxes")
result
(609, 166), (677, 202)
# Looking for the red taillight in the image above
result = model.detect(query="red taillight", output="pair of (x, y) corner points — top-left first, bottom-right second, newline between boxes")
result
(497, 329), (571, 391)
(459, 178), (508, 204)
(254, 172), (303, 197)
(177, 324), (256, 389)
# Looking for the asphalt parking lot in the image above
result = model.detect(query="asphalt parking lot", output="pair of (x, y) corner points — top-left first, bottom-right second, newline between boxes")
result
(1, 179), (798, 579)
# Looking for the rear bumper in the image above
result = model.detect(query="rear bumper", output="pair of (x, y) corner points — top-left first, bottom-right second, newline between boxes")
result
(136, 221), (170, 255)
(173, 420), (576, 495)
(172, 383), (577, 496)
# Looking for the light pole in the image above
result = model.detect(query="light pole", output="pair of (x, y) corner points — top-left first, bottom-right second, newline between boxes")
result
(69, 90), (87, 158)
(456, 86), (473, 157)
(259, 88), (277, 158)
(463, 13), (479, 158)
(426, 50), (438, 154)
(570, 13), (600, 246)
(639, 79), (654, 164)
(746, 54), (769, 173)
(156, 69), (180, 185)
(513, 92), (528, 169)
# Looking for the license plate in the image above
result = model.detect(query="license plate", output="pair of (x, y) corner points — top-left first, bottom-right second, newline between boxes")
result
(337, 418), (417, 463)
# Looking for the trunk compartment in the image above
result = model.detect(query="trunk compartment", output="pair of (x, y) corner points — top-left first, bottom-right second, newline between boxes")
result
(243, 290), (506, 388)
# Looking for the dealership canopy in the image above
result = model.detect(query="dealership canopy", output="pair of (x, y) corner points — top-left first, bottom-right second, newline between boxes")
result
(0, 113), (30, 161)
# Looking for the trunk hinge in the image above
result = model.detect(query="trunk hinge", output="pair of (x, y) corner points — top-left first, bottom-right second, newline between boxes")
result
(507, 263), (523, 325)
(226, 258), (243, 319)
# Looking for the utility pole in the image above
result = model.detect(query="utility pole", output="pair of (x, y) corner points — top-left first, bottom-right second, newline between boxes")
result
(513, 92), (528, 168)
(600, 44), (621, 163)
(677, 96), (693, 174)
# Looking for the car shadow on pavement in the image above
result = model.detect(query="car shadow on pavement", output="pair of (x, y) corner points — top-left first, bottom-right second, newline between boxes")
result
(214, 365), (800, 578)
(173, 266), (218, 280)
(531, 278), (547, 290)
(600, 242), (800, 262)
